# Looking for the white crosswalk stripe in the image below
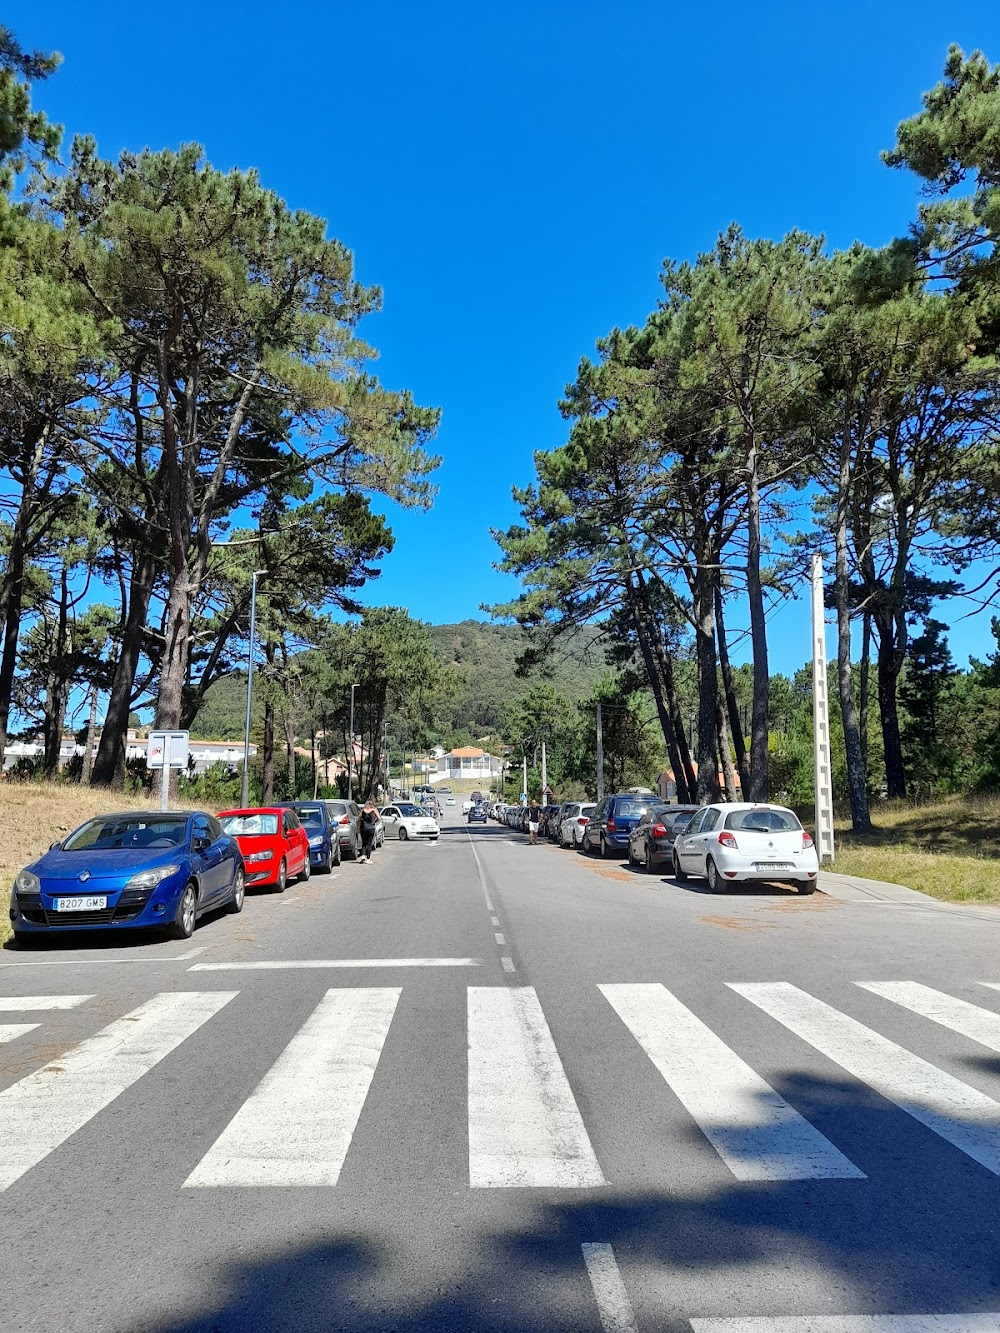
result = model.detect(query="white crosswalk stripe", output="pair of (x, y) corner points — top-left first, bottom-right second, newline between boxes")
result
(600, 983), (864, 1180)
(0, 991), (237, 1192)
(0, 1024), (39, 1045)
(185, 987), (401, 1187)
(690, 1317), (1000, 1332)
(731, 982), (1000, 1175)
(468, 986), (605, 1187)
(0, 995), (92, 1010)
(859, 981), (1000, 1052)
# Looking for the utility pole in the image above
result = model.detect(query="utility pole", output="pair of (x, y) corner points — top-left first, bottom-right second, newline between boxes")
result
(811, 553), (835, 864)
(596, 701), (605, 801)
(241, 569), (267, 808)
(541, 740), (547, 798)
(347, 683), (359, 802)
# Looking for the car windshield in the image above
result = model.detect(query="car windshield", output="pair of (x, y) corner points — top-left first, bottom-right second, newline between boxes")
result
(725, 808), (801, 833)
(397, 803), (423, 816)
(62, 815), (189, 851)
(219, 813), (279, 836)
(292, 806), (325, 830)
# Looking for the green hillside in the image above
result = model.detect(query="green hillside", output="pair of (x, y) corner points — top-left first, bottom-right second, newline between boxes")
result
(192, 620), (608, 745)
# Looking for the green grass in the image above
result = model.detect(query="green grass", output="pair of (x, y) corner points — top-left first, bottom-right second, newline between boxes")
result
(830, 795), (1000, 905)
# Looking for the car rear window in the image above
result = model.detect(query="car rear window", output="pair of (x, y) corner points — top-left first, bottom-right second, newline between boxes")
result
(724, 808), (801, 833)
(220, 813), (279, 836)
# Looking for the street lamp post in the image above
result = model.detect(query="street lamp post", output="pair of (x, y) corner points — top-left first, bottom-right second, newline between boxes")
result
(241, 569), (267, 808)
(347, 683), (359, 802)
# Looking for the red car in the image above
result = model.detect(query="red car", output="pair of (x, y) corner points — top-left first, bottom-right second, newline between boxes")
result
(217, 807), (310, 892)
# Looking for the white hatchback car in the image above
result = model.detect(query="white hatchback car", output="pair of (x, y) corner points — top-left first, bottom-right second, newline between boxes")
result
(559, 801), (596, 848)
(672, 803), (819, 893)
(379, 803), (440, 842)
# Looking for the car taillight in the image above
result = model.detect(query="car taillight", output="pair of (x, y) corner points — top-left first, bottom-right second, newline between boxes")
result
(802, 832), (814, 849)
(578, 817), (588, 825)
(607, 817), (616, 831)
(339, 815), (350, 825)
(718, 831), (739, 849)
(651, 822), (667, 838)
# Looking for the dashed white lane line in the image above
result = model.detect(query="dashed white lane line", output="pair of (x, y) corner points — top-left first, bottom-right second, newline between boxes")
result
(468, 986), (606, 1187)
(582, 1243), (639, 1333)
(501, 956), (516, 974)
(185, 987), (401, 1187)
(189, 958), (482, 971)
(495, 932), (507, 946)
(491, 916), (500, 927)
(279, 896), (300, 906)
(0, 996), (92, 1010)
(0, 1024), (39, 1045)
(690, 1318), (1000, 1333)
(466, 829), (495, 911)
(0, 991), (237, 1192)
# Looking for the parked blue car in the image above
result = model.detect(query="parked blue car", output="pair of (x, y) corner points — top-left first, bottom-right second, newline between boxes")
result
(276, 800), (341, 873)
(582, 793), (662, 859)
(8, 810), (245, 944)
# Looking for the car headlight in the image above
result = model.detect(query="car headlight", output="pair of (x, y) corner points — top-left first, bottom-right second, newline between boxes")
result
(247, 850), (273, 864)
(125, 865), (181, 890)
(308, 836), (323, 847)
(15, 869), (40, 894)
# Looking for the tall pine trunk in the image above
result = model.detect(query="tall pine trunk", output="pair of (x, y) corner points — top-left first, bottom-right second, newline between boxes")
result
(630, 589), (688, 802)
(876, 618), (907, 798)
(42, 570), (71, 776)
(692, 555), (722, 803)
(834, 430), (871, 831)
(716, 697), (738, 800)
(92, 549), (156, 787)
(714, 584), (750, 795)
(261, 640), (275, 802)
(745, 439), (769, 800)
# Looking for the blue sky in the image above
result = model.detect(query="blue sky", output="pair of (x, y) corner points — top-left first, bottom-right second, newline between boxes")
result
(14, 1), (1000, 674)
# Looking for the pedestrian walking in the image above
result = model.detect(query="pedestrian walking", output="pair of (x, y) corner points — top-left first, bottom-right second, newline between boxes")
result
(360, 800), (378, 863)
(527, 799), (540, 845)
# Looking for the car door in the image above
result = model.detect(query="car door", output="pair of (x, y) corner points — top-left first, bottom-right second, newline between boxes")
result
(697, 808), (722, 872)
(586, 800), (606, 850)
(676, 808), (707, 869)
(284, 810), (307, 873)
(381, 807), (400, 835)
(191, 815), (226, 902)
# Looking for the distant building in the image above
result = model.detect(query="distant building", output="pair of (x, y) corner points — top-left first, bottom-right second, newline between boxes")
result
(434, 746), (502, 783)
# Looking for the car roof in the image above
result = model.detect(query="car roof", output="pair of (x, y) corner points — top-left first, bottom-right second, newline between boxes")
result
(81, 810), (192, 821)
(218, 806), (287, 816)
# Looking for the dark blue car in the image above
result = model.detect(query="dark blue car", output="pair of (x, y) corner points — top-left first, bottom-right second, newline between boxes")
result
(277, 801), (341, 872)
(582, 793), (662, 859)
(9, 810), (244, 944)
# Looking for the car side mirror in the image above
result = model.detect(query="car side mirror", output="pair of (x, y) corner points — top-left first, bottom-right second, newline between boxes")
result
(49, 840), (62, 851)
(192, 835), (211, 853)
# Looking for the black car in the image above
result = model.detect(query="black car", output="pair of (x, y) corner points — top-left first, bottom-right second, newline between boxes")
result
(277, 801), (342, 873)
(627, 804), (699, 873)
(467, 803), (488, 824)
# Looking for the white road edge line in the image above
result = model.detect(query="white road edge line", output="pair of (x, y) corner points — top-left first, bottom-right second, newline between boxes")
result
(0, 995), (92, 1010)
(0, 954), (209, 968)
(0, 1024), (40, 1044)
(690, 1317), (1000, 1332)
(189, 958), (482, 971)
(582, 1243), (640, 1333)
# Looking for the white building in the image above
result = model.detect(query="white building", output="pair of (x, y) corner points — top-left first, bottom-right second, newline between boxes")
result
(432, 746), (502, 783)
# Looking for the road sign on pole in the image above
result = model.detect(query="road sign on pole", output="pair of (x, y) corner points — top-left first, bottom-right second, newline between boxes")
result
(148, 731), (190, 812)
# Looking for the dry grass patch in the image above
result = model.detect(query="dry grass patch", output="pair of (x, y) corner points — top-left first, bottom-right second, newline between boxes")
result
(831, 795), (1000, 905)
(0, 781), (203, 946)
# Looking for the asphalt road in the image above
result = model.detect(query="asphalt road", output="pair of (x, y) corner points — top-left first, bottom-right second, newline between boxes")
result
(2, 804), (1000, 1333)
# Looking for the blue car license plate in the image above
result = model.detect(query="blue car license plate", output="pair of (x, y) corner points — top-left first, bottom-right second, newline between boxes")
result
(55, 896), (108, 912)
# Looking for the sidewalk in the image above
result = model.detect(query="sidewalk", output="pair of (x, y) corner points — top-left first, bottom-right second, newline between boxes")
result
(819, 868), (1000, 921)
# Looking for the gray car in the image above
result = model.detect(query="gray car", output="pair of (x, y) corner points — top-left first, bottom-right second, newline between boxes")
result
(325, 799), (361, 859)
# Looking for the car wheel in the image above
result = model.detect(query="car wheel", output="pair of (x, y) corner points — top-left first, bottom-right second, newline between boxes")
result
(706, 858), (724, 893)
(171, 882), (198, 939)
(645, 846), (654, 874)
(275, 859), (287, 893)
(398, 827), (408, 841)
(600, 836), (609, 859)
(672, 850), (688, 882)
(320, 854), (333, 874)
(798, 880), (817, 895)
(298, 855), (311, 883)
(627, 843), (637, 866)
(228, 868), (245, 914)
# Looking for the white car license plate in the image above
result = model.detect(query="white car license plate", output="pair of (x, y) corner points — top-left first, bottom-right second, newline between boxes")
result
(753, 862), (793, 872)
(55, 896), (108, 912)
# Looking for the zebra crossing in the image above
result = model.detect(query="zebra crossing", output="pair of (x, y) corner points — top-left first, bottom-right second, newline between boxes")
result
(1, 979), (999, 1195)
